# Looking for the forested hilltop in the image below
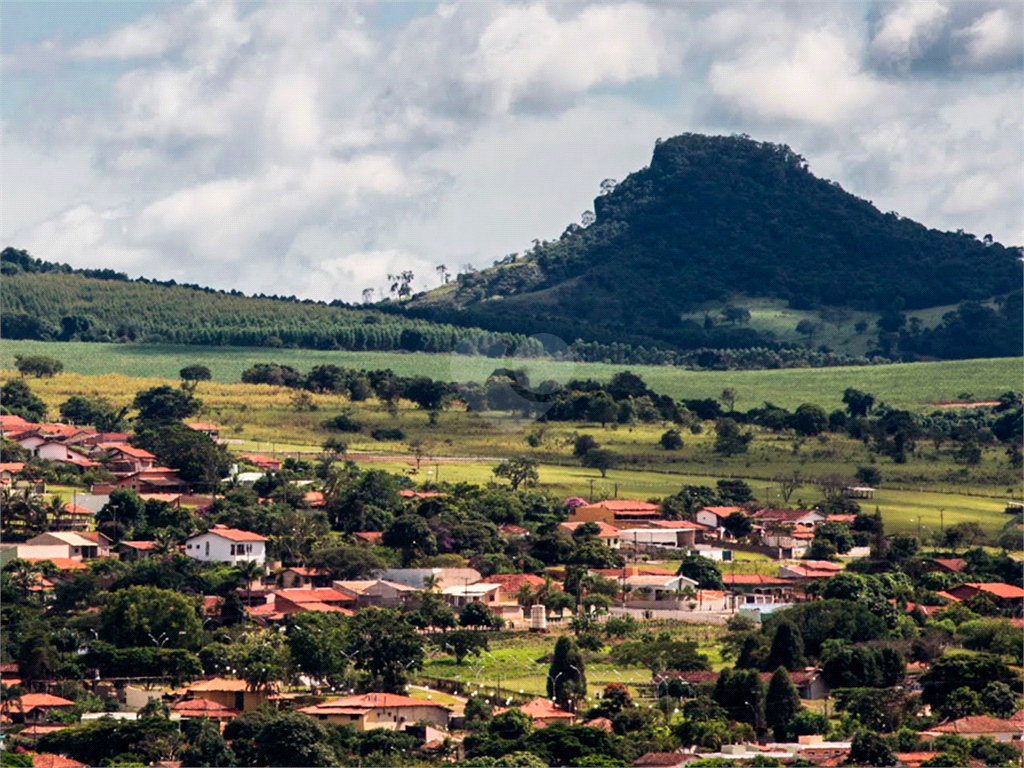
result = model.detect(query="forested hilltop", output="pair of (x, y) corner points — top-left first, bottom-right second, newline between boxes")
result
(403, 133), (1022, 359)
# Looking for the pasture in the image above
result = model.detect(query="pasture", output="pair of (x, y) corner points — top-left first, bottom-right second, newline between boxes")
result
(7, 367), (1018, 537)
(2, 339), (1020, 412)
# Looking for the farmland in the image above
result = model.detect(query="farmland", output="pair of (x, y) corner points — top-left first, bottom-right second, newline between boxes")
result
(7, 363), (1018, 538)
(2, 339), (1020, 412)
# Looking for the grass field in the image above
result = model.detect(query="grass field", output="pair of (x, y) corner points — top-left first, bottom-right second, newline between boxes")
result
(9, 366), (1019, 537)
(419, 625), (727, 702)
(2, 339), (1020, 412)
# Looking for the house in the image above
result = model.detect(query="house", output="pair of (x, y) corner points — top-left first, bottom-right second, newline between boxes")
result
(186, 423), (221, 440)
(117, 540), (160, 561)
(722, 574), (793, 604)
(169, 697), (238, 722)
(29, 440), (99, 469)
(480, 573), (554, 597)
(515, 697), (575, 728)
(618, 568), (699, 604)
(115, 467), (189, 494)
(333, 579), (422, 609)
(50, 503), (94, 531)
(0, 414), (33, 434)
(352, 531), (383, 545)
(271, 587), (355, 615)
(944, 582), (1024, 611)
(2, 694), (75, 724)
(239, 454), (281, 471)
(844, 486), (875, 499)
(380, 568), (482, 591)
(558, 521), (622, 549)
(568, 499), (663, 524)
(138, 493), (182, 507)
(498, 523), (529, 539)
(298, 693), (451, 731)
(920, 710), (1024, 742)
(397, 489), (442, 499)
(25, 531), (111, 560)
(31, 753), (89, 768)
(184, 525), (268, 566)
(95, 443), (156, 474)
(926, 558), (966, 574)
(779, 561), (844, 581)
(279, 567), (332, 589)
(754, 509), (825, 527)
(695, 506), (743, 529)
(184, 678), (275, 712)
(0, 462), (25, 484)
(440, 581), (502, 608)
(618, 522), (706, 549)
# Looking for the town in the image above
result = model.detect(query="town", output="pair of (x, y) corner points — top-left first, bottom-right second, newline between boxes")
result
(0, 368), (1021, 768)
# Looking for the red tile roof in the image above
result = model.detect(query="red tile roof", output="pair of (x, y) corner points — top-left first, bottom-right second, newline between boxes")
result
(931, 558), (966, 572)
(185, 423), (220, 432)
(559, 521), (621, 539)
(97, 442), (156, 459)
(698, 506), (742, 517)
(722, 574), (790, 586)
(284, 567), (330, 577)
(275, 587), (353, 603)
(304, 693), (449, 711)
(480, 573), (554, 592)
(928, 713), (1024, 734)
(649, 520), (708, 530)
(187, 678), (251, 693)
(170, 698), (238, 717)
(963, 582), (1024, 599)
(0, 462), (25, 473)
(352, 531), (383, 543)
(498, 524), (529, 536)
(398, 489), (442, 498)
(13, 694), (75, 709)
(32, 755), (88, 768)
(119, 540), (157, 550)
(518, 697), (575, 720)
(204, 524), (268, 542)
(584, 499), (660, 512)
(633, 752), (696, 767)
(23, 558), (88, 571)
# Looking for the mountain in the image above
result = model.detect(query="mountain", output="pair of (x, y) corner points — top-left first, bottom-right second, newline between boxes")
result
(403, 133), (1022, 356)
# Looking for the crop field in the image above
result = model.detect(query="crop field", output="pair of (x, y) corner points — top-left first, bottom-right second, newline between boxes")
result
(9, 367), (1018, 537)
(2, 339), (1020, 412)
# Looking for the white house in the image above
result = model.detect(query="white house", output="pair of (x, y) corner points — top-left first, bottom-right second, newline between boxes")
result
(185, 524), (267, 566)
(695, 506), (743, 529)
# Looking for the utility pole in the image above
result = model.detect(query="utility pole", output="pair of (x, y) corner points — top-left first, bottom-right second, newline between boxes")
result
(589, 479), (594, 503)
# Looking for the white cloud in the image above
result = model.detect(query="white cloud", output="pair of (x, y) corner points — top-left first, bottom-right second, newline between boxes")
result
(708, 27), (885, 125)
(870, 0), (949, 64)
(956, 7), (1022, 64)
(2, 0), (1021, 302)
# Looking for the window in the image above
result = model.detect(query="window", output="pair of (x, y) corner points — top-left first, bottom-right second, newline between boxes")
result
(230, 544), (236, 556)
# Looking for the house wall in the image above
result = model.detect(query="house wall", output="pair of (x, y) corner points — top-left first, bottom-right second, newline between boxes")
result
(14, 544), (73, 560)
(185, 534), (266, 565)
(695, 511), (722, 528)
(36, 443), (89, 462)
(363, 705), (449, 731)
(567, 506), (614, 524)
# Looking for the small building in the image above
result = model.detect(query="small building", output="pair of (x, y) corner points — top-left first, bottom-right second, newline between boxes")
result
(115, 467), (189, 494)
(239, 454), (281, 471)
(440, 582), (502, 608)
(279, 567), (332, 589)
(397, 489), (442, 500)
(844, 486), (875, 499)
(568, 499), (663, 524)
(333, 579), (421, 609)
(944, 582), (1024, 611)
(30, 440), (99, 468)
(118, 540), (160, 561)
(95, 443), (157, 474)
(170, 697), (238, 722)
(186, 423), (221, 440)
(3, 694), (75, 724)
(618, 523), (705, 550)
(632, 752), (697, 768)
(51, 504), (94, 532)
(926, 558), (966, 574)
(184, 678), (275, 713)
(755, 509), (826, 527)
(298, 693), (451, 731)
(694, 506), (745, 530)
(352, 531), (383, 545)
(271, 587), (355, 615)
(558, 521), (621, 549)
(515, 697), (575, 728)
(380, 567), (482, 591)
(920, 711), (1024, 742)
(618, 569), (698, 604)
(184, 525), (268, 566)
(25, 531), (111, 560)
(723, 574), (793, 604)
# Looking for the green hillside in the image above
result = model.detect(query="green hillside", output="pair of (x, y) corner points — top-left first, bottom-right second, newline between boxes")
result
(405, 133), (1022, 358)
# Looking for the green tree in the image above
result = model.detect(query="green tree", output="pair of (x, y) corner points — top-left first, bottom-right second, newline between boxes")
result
(790, 404), (828, 436)
(660, 429), (684, 450)
(432, 630), (489, 665)
(714, 418), (752, 456)
(920, 653), (1016, 709)
(763, 622), (804, 672)
(1, 379), (47, 421)
(848, 730), (896, 766)
(581, 448), (616, 477)
(133, 421), (231, 491)
(765, 667), (802, 741)
(547, 636), (587, 711)
(96, 489), (147, 542)
(285, 612), (350, 687)
(60, 395), (128, 431)
(99, 585), (203, 650)
(723, 511), (752, 539)
(493, 457), (539, 491)
(133, 385), (201, 422)
(573, 434), (599, 458)
(460, 601), (502, 629)
(587, 393), (618, 426)
(14, 354), (63, 378)
(253, 711), (338, 767)
(308, 545), (385, 580)
(981, 680), (1020, 719)
(382, 514), (437, 566)
(179, 365), (213, 395)
(677, 553), (723, 590)
(346, 608), (423, 693)
(229, 630), (292, 691)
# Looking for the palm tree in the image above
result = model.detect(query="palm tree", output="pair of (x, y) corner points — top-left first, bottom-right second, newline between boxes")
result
(517, 583), (534, 609)
(234, 560), (265, 606)
(422, 573), (441, 592)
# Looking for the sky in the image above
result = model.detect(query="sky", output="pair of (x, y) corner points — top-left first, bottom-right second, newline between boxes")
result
(2, 0), (1022, 303)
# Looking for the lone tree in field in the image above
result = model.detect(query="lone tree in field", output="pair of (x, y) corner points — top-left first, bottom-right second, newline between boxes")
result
(713, 418), (752, 456)
(15, 355), (63, 378)
(179, 364), (212, 394)
(719, 388), (738, 413)
(493, 457), (539, 491)
(548, 636), (586, 711)
(581, 448), (616, 478)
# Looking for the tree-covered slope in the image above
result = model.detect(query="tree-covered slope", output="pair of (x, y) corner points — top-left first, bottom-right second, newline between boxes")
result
(406, 133), (1021, 352)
